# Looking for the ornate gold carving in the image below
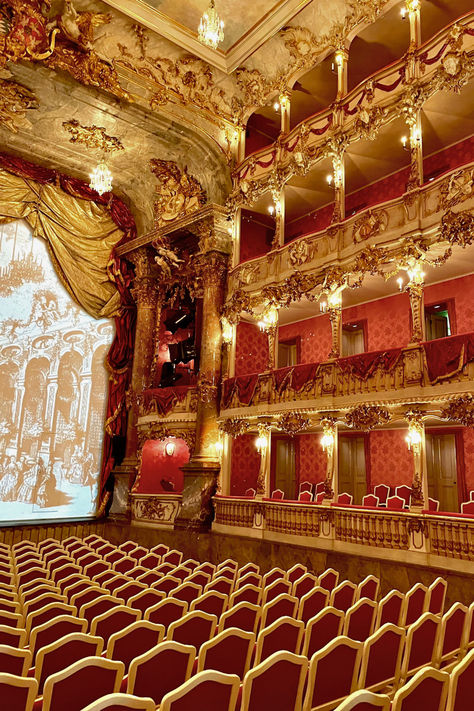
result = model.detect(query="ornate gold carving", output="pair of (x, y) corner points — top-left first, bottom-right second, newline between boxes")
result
(440, 209), (474, 248)
(345, 404), (390, 431)
(194, 250), (228, 287)
(62, 119), (124, 153)
(138, 422), (196, 454)
(352, 209), (388, 243)
(150, 160), (207, 227)
(0, 68), (38, 133)
(440, 396), (474, 427)
(132, 494), (180, 524)
(222, 288), (253, 324)
(219, 418), (251, 438)
(278, 411), (310, 437)
(440, 168), (474, 209)
(197, 372), (218, 404)
(288, 239), (312, 266)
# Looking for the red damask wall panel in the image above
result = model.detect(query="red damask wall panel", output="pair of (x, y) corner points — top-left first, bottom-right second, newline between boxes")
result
(230, 434), (260, 495)
(298, 434), (327, 485)
(462, 427), (474, 492)
(345, 167), (410, 215)
(279, 314), (332, 363)
(343, 293), (411, 350)
(235, 321), (268, 376)
(423, 135), (474, 180)
(368, 430), (414, 489)
(240, 211), (273, 263)
(137, 438), (189, 494)
(425, 274), (474, 334)
(285, 203), (334, 242)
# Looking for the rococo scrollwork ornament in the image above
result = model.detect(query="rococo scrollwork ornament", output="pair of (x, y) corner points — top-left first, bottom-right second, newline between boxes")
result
(150, 159), (207, 227)
(345, 405), (390, 431)
(197, 372), (218, 404)
(440, 208), (474, 248)
(440, 395), (474, 427)
(218, 418), (251, 438)
(278, 411), (311, 437)
(62, 119), (124, 153)
(0, 68), (38, 133)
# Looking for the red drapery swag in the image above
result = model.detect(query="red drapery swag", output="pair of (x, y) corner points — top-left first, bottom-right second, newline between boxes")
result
(0, 152), (136, 515)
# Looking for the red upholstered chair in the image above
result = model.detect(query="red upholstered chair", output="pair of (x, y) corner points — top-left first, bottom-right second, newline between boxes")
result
(287, 565), (308, 585)
(170, 582), (203, 606)
(168, 610), (217, 651)
(297, 587), (329, 625)
(0, 643), (31, 675)
(17, 567), (48, 588)
(318, 568), (339, 593)
(144, 598), (188, 631)
(104, 576), (132, 595)
(181, 558), (200, 573)
(163, 550), (183, 566)
(80, 692), (156, 711)
(215, 568), (236, 584)
(136, 571), (163, 587)
(152, 575), (182, 596)
(401, 583), (428, 626)
(29, 615), (87, 659)
(337, 492), (353, 505)
(127, 567), (149, 581)
(0, 624), (26, 648)
(391, 666), (449, 711)
(70, 586), (108, 611)
(106, 620), (165, 672)
(129, 589), (165, 616)
(204, 577), (234, 597)
(230, 584), (262, 608)
(236, 573), (262, 590)
(400, 612), (441, 681)
(465, 601), (474, 651)
(96, 543), (116, 557)
(115, 581), (148, 604)
(26, 602), (76, 638)
(139, 553), (162, 570)
(241, 651), (308, 711)
(375, 590), (405, 629)
(127, 641), (195, 705)
(304, 637), (363, 711)
(218, 602), (261, 635)
(83, 561), (110, 579)
(34, 632), (103, 693)
(128, 547), (148, 563)
(90, 605), (141, 645)
(118, 541), (137, 554)
(217, 559), (238, 573)
(362, 494), (380, 507)
(161, 669), (240, 711)
(436, 603), (468, 669)
(84, 535), (104, 546)
(0, 597), (18, 615)
(150, 544), (169, 557)
(343, 598), (378, 642)
(255, 616), (304, 664)
(80, 596), (121, 628)
(292, 573), (318, 600)
(428, 498), (440, 511)
(195, 562), (216, 578)
(186, 572), (211, 589)
(41, 656), (125, 711)
(262, 568), (286, 587)
(386, 495), (405, 510)
(356, 576), (380, 602)
(0, 610), (22, 628)
(357, 623), (406, 693)
(237, 563), (260, 579)
(0, 671), (38, 711)
(299, 481), (313, 495)
(63, 579), (92, 600)
(373, 485), (390, 507)
(461, 500), (474, 514)
(332, 690), (390, 711)
(91, 571), (119, 588)
(261, 594), (299, 628)
(170, 567), (193, 584)
(262, 579), (292, 606)
(302, 607), (345, 658)
(190, 591), (228, 618)
(298, 491), (313, 502)
(198, 628), (255, 679)
(245, 488), (256, 497)
(271, 489), (284, 499)
(395, 485), (411, 509)
(76, 552), (100, 570)
(446, 648), (474, 711)
(104, 551), (124, 566)
(331, 581), (358, 612)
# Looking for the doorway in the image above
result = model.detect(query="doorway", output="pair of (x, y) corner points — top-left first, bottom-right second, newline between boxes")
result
(338, 436), (367, 503)
(425, 433), (459, 512)
(272, 437), (296, 499)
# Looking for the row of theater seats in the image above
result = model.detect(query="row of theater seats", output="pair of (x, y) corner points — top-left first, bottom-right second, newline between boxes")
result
(0, 534), (471, 711)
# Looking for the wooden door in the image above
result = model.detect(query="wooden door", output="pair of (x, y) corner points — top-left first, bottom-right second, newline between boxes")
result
(338, 436), (367, 503)
(274, 438), (296, 499)
(426, 434), (458, 512)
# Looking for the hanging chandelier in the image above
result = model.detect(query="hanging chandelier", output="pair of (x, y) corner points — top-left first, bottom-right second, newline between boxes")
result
(198, 0), (224, 49)
(89, 160), (113, 195)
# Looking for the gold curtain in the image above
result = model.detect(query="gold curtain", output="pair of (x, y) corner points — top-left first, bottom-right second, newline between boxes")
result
(0, 168), (123, 319)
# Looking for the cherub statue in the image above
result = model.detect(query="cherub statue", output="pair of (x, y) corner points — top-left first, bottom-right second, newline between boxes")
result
(50, 0), (110, 52)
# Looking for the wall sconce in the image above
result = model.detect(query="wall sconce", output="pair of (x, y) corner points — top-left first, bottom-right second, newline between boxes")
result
(258, 305), (278, 332)
(326, 174), (333, 186)
(397, 277), (404, 292)
(273, 101), (280, 112)
(165, 441), (175, 456)
(320, 300), (328, 313)
(401, 135), (409, 150)
(214, 439), (224, 457)
(406, 424), (422, 452)
(407, 262), (425, 285)
(327, 290), (342, 309)
(321, 431), (334, 454)
(400, 6), (407, 19)
(255, 435), (267, 454)
(268, 205), (275, 216)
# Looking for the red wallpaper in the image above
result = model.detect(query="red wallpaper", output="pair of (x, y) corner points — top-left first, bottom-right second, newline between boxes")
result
(286, 203), (334, 242)
(230, 434), (260, 495)
(343, 293), (411, 351)
(239, 211), (273, 263)
(235, 321), (268, 376)
(462, 428), (474, 492)
(346, 167), (411, 216)
(425, 274), (474, 335)
(423, 135), (474, 181)
(298, 434), (327, 485)
(368, 430), (413, 488)
(137, 438), (189, 494)
(279, 314), (332, 364)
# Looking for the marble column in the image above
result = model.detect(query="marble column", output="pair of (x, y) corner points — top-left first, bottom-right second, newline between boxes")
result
(176, 250), (228, 530)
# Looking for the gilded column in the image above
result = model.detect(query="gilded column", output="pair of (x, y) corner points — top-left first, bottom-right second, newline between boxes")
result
(405, 262), (425, 343)
(256, 423), (272, 498)
(321, 418), (338, 503)
(335, 48), (349, 99)
(331, 152), (345, 224)
(279, 91), (291, 134)
(406, 410), (428, 510)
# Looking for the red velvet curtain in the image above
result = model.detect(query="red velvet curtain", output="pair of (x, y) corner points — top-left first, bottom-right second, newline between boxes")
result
(0, 152), (136, 515)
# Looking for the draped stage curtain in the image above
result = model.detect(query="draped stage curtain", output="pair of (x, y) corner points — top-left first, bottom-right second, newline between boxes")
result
(0, 153), (136, 515)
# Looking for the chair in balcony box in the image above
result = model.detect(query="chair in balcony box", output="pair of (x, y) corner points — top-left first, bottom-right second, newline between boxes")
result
(152, 575), (181, 597)
(163, 550), (183, 567)
(357, 623), (405, 693)
(302, 608), (345, 658)
(336, 493), (353, 506)
(191, 591), (228, 618)
(115, 581), (148, 604)
(356, 575), (380, 603)
(161, 669), (241, 711)
(315, 482), (325, 495)
(81, 693), (156, 711)
(218, 602), (261, 635)
(41, 656), (124, 711)
(332, 690), (390, 710)
(230, 584), (261, 608)
(34, 632), (103, 693)
(0, 625), (26, 649)
(298, 491), (313, 503)
(127, 641), (195, 706)
(318, 568), (339, 593)
(90, 606), (141, 646)
(299, 481), (313, 495)
(426, 577), (447, 616)
(401, 583), (428, 626)
(428, 498), (440, 511)
(375, 590), (405, 630)
(362, 494), (379, 507)
(373, 485), (390, 507)
(436, 603), (469, 670)
(270, 489), (285, 500)
(304, 637), (362, 711)
(460, 500), (474, 515)
(292, 573), (318, 600)
(386, 495), (405, 510)
(244, 488), (257, 498)
(262, 579), (292, 606)
(391, 666), (449, 711)
(106, 620), (165, 672)
(343, 598), (378, 642)
(255, 616), (304, 665)
(446, 648), (474, 711)
(198, 627), (255, 679)
(129, 589), (165, 617)
(395, 485), (411, 509)
(330, 581), (358, 613)
(0, 672), (38, 711)
(144, 598), (188, 631)
(261, 593), (299, 629)
(0, 643), (31, 676)
(400, 613), (441, 681)
(298, 587), (329, 625)
(241, 651), (308, 711)
(29, 615), (87, 659)
(168, 610), (217, 651)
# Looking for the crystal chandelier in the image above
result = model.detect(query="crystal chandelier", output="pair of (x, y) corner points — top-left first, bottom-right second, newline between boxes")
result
(89, 160), (113, 195)
(198, 0), (224, 49)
